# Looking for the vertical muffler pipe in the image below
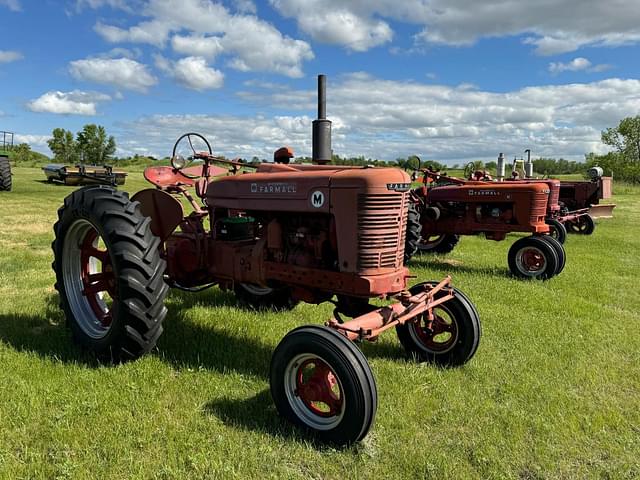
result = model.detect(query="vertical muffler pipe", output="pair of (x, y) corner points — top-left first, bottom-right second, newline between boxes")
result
(312, 74), (332, 165)
(497, 152), (505, 181)
(524, 149), (533, 178)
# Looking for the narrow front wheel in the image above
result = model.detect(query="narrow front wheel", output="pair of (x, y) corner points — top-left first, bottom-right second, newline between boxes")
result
(270, 325), (377, 445)
(507, 236), (559, 280)
(396, 282), (481, 366)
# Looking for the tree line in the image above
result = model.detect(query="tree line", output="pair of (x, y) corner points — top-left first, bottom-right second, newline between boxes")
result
(6, 116), (640, 183)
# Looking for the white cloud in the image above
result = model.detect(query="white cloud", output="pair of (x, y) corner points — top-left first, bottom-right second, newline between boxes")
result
(91, 0), (313, 77)
(270, 0), (640, 55)
(230, 74), (640, 162)
(69, 57), (158, 92)
(171, 35), (223, 59)
(272, 1), (393, 51)
(0, 50), (23, 63)
(156, 55), (224, 90)
(549, 57), (592, 74)
(0, 0), (20, 11)
(27, 90), (111, 115)
(549, 57), (613, 74)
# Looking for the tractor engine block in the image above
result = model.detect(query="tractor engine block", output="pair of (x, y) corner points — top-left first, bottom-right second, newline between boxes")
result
(265, 214), (337, 270)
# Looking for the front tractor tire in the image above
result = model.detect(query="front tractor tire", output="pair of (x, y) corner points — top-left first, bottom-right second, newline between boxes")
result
(545, 218), (567, 244)
(396, 282), (481, 366)
(0, 156), (12, 191)
(567, 214), (595, 235)
(52, 186), (169, 362)
(507, 236), (559, 280)
(270, 325), (377, 446)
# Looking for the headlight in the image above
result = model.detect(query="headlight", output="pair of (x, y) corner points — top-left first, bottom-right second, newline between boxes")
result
(172, 155), (187, 169)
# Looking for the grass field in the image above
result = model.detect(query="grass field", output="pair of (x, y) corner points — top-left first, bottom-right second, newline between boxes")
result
(0, 167), (639, 479)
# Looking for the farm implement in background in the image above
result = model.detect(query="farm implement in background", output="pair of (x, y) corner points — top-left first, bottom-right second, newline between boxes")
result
(43, 163), (127, 186)
(51, 75), (481, 446)
(0, 130), (13, 191)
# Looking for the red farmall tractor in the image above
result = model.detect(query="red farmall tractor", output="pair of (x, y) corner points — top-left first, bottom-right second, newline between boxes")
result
(466, 151), (615, 239)
(406, 160), (566, 280)
(51, 76), (481, 445)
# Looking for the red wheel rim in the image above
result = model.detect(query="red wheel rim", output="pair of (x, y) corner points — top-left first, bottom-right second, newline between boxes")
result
(518, 247), (546, 272)
(295, 358), (343, 417)
(411, 311), (457, 352)
(79, 228), (116, 327)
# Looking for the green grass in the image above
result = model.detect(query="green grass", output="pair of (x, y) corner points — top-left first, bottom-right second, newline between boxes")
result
(1, 167), (639, 479)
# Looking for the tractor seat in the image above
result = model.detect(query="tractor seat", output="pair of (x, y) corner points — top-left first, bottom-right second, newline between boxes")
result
(144, 165), (228, 190)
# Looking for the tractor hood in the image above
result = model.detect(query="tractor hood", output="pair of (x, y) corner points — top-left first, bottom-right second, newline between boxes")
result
(206, 163), (411, 212)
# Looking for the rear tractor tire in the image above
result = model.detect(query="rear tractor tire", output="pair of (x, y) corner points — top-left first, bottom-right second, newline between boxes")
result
(0, 156), (12, 191)
(507, 236), (559, 280)
(545, 218), (567, 244)
(404, 202), (421, 263)
(416, 233), (460, 255)
(567, 214), (595, 235)
(270, 325), (377, 446)
(396, 282), (481, 366)
(52, 186), (169, 362)
(234, 283), (298, 311)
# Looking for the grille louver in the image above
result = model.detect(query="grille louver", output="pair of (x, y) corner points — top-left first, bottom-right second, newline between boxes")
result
(357, 193), (407, 270)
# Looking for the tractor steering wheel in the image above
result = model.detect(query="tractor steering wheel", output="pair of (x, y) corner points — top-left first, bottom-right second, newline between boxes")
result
(463, 162), (475, 180)
(171, 132), (213, 167)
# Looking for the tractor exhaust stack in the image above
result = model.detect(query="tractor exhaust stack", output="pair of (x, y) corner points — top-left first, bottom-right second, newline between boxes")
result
(497, 152), (505, 181)
(312, 74), (332, 165)
(524, 149), (533, 178)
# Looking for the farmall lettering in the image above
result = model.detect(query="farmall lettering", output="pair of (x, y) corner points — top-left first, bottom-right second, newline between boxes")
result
(250, 182), (297, 194)
(468, 189), (501, 197)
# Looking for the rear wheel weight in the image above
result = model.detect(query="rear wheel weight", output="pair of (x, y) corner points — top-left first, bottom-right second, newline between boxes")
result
(270, 325), (377, 445)
(507, 236), (559, 280)
(395, 282), (481, 366)
(52, 185), (169, 362)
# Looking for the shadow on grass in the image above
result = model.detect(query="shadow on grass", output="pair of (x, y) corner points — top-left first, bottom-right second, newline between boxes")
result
(408, 255), (510, 277)
(204, 389), (365, 451)
(0, 290), (275, 376)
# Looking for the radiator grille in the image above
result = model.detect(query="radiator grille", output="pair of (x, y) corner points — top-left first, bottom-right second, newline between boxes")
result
(357, 193), (407, 269)
(549, 184), (559, 207)
(530, 192), (549, 222)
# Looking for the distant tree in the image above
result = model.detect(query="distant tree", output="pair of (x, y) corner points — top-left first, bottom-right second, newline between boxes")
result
(12, 143), (33, 163)
(47, 128), (78, 163)
(485, 161), (497, 172)
(76, 124), (116, 164)
(601, 115), (640, 163)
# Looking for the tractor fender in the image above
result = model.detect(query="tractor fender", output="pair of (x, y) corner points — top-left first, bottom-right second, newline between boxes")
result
(131, 188), (184, 241)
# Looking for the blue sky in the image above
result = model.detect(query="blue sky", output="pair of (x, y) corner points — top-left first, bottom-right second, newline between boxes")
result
(1, 0), (639, 163)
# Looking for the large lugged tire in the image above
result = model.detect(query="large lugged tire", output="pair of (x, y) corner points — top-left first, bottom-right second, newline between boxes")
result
(545, 218), (566, 244)
(396, 282), (481, 366)
(234, 283), (298, 311)
(507, 236), (559, 280)
(404, 202), (421, 263)
(0, 156), (12, 191)
(270, 325), (377, 446)
(417, 234), (460, 254)
(52, 186), (169, 362)
(567, 214), (595, 235)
